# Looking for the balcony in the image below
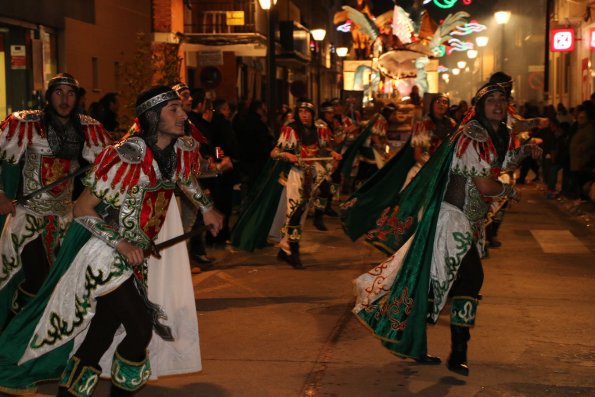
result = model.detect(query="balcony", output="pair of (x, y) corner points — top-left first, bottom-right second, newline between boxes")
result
(184, 0), (263, 35)
(183, 0), (267, 55)
(277, 20), (311, 66)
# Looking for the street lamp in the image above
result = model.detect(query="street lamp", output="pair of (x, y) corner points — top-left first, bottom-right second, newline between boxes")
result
(336, 47), (349, 58)
(467, 49), (478, 59)
(336, 47), (349, 97)
(259, 0), (278, 129)
(457, 60), (467, 69)
(475, 36), (488, 83)
(494, 11), (511, 72)
(311, 29), (326, 105)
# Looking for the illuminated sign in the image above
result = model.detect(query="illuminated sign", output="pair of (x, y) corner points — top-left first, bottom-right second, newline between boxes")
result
(590, 28), (595, 50)
(226, 11), (244, 26)
(550, 28), (575, 52)
(423, 0), (473, 8)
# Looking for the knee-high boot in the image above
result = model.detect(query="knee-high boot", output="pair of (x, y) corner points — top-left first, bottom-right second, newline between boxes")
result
(447, 325), (470, 376)
(110, 350), (151, 396)
(277, 241), (304, 269)
(447, 296), (477, 376)
(313, 209), (328, 231)
(56, 356), (101, 397)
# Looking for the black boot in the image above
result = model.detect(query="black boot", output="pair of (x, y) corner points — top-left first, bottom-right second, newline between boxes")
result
(415, 353), (441, 365)
(57, 356), (101, 396)
(277, 242), (304, 269)
(56, 388), (73, 397)
(313, 209), (328, 231)
(447, 325), (470, 376)
(324, 202), (338, 217)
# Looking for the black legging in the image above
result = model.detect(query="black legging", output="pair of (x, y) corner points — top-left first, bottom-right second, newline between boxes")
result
(75, 276), (153, 366)
(450, 245), (484, 298)
(20, 236), (51, 294)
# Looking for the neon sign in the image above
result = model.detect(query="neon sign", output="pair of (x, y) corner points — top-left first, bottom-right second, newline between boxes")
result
(450, 22), (487, 36)
(423, 0), (473, 8)
(550, 28), (574, 52)
(447, 38), (473, 54)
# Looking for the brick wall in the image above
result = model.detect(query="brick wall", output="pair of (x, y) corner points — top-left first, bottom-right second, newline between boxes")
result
(153, 0), (172, 32)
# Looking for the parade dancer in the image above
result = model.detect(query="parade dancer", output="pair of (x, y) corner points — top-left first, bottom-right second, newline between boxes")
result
(271, 99), (341, 268)
(0, 73), (111, 330)
(311, 101), (342, 231)
(403, 93), (455, 188)
(351, 82), (542, 375)
(0, 86), (222, 395)
(342, 104), (395, 191)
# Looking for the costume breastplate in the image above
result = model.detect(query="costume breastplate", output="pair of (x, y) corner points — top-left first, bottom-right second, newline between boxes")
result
(22, 137), (78, 216)
(118, 180), (175, 249)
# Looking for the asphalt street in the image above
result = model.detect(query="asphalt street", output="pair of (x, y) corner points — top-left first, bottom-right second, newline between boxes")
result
(28, 183), (595, 397)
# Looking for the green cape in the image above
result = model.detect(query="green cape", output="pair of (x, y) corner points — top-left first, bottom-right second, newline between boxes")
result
(340, 139), (414, 242)
(0, 162), (24, 332)
(0, 222), (94, 394)
(230, 159), (291, 252)
(354, 136), (456, 358)
(339, 114), (380, 178)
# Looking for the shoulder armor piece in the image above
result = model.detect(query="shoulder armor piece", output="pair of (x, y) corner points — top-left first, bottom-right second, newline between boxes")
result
(315, 120), (328, 129)
(13, 110), (42, 122)
(175, 135), (198, 151)
(462, 120), (489, 143)
(114, 136), (145, 164)
(78, 114), (102, 126)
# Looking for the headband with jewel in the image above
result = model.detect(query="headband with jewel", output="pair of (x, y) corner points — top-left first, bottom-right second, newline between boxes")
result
(474, 83), (507, 104)
(297, 101), (315, 111)
(48, 76), (79, 90)
(135, 90), (179, 116)
(172, 83), (190, 94)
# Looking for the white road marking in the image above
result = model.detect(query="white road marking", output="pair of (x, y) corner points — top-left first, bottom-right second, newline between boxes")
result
(530, 229), (590, 254)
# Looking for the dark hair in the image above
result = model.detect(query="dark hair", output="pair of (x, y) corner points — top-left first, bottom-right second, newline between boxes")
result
(136, 85), (175, 145)
(248, 100), (265, 114)
(213, 99), (228, 112)
(488, 71), (513, 96)
(45, 72), (80, 103)
(99, 92), (118, 107)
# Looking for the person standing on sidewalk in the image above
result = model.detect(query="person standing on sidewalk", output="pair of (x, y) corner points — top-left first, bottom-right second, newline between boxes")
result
(0, 73), (111, 332)
(352, 81), (542, 376)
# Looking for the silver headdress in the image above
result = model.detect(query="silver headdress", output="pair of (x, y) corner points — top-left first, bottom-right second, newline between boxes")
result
(48, 75), (79, 90)
(135, 90), (179, 116)
(297, 100), (315, 111)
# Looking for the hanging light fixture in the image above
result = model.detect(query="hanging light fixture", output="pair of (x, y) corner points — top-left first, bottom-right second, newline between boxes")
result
(336, 47), (349, 57)
(258, 0), (277, 10)
(310, 29), (327, 42)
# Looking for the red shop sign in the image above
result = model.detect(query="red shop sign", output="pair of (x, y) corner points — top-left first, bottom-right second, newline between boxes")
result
(550, 28), (575, 52)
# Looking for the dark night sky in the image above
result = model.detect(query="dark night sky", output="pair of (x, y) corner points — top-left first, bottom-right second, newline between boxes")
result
(369, 0), (504, 24)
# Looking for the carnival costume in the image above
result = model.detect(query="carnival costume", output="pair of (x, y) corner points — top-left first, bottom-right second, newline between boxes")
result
(403, 95), (456, 188)
(349, 83), (532, 375)
(231, 100), (335, 269)
(0, 75), (111, 331)
(341, 105), (395, 189)
(0, 87), (212, 396)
